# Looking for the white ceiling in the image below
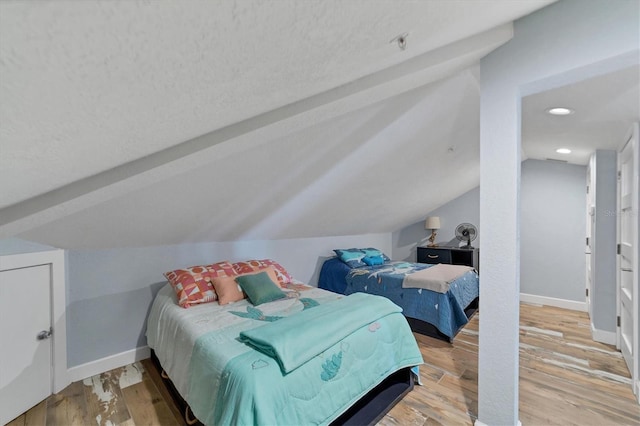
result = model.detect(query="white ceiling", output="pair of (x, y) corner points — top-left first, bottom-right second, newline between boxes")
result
(0, 0), (577, 248)
(522, 64), (640, 165)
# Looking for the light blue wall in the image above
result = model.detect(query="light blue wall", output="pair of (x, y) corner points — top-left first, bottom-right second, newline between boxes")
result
(520, 160), (586, 302)
(393, 159), (587, 303)
(478, 1), (638, 422)
(0, 237), (56, 255)
(66, 233), (391, 367)
(392, 187), (479, 262)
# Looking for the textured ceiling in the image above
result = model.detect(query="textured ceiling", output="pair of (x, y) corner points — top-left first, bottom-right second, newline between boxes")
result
(0, 0), (557, 247)
(19, 69), (482, 247)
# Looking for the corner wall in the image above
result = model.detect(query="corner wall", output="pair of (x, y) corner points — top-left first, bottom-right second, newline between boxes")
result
(0, 237), (56, 255)
(66, 233), (391, 368)
(392, 187), (479, 262)
(392, 159), (587, 304)
(520, 159), (587, 303)
(477, 0), (638, 423)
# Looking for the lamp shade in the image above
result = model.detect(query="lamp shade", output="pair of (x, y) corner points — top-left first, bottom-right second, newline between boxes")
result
(425, 216), (441, 230)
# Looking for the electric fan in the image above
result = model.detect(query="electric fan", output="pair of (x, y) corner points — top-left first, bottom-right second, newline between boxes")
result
(455, 223), (477, 249)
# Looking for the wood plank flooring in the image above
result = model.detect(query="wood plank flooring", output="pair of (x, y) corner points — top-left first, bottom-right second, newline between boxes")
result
(7, 303), (639, 426)
(381, 304), (639, 425)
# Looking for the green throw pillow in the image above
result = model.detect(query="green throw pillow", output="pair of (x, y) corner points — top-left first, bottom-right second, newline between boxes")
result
(235, 271), (287, 305)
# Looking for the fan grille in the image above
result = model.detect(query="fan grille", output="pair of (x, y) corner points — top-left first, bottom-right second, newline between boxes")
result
(455, 223), (477, 247)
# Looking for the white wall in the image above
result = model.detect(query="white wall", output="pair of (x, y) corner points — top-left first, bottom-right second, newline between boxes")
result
(66, 233), (391, 367)
(521, 160), (586, 302)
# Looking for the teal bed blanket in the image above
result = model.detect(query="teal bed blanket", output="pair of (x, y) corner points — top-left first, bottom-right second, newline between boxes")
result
(184, 291), (423, 425)
(239, 292), (402, 374)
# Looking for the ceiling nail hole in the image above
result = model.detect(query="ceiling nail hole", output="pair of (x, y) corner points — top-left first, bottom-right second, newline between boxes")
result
(390, 33), (408, 50)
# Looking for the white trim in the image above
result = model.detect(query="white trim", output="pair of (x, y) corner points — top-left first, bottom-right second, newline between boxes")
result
(67, 345), (150, 383)
(520, 293), (587, 312)
(475, 420), (521, 426)
(591, 323), (617, 345)
(51, 250), (68, 393)
(0, 249), (69, 393)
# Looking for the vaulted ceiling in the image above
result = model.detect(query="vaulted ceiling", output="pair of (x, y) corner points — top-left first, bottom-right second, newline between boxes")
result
(0, 0), (579, 248)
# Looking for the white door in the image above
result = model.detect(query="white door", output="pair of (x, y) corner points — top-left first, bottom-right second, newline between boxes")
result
(617, 123), (639, 398)
(0, 264), (52, 424)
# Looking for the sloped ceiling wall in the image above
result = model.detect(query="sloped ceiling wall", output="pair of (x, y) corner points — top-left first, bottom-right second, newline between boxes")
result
(19, 69), (481, 247)
(0, 0), (555, 248)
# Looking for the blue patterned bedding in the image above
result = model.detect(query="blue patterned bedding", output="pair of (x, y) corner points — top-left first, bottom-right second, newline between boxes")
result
(318, 258), (479, 339)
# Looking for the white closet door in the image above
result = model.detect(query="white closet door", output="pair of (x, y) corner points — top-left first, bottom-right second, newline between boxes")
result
(0, 264), (52, 424)
(618, 125), (638, 389)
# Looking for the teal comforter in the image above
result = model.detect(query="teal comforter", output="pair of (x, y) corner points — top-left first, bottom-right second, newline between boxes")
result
(187, 292), (423, 425)
(239, 292), (402, 374)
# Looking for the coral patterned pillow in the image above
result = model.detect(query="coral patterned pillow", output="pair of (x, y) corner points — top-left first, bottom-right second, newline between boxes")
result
(206, 260), (237, 278)
(232, 259), (292, 286)
(164, 261), (237, 308)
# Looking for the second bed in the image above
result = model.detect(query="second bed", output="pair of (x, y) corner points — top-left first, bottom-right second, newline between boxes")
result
(318, 257), (479, 341)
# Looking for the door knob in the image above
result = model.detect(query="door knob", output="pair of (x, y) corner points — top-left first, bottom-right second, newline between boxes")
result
(37, 328), (52, 340)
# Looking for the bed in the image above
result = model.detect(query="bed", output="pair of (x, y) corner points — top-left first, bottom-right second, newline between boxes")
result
(318, 257), (479, 341)
(146, 281), (423, 425)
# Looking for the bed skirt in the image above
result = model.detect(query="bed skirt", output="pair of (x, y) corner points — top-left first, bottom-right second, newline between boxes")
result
(406, 296), (479, 342)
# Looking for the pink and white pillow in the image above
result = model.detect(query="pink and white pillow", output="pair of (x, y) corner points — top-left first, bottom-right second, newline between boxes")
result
(164, 261), (237, 308)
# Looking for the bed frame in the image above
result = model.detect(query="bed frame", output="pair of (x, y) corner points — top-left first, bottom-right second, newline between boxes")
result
(406, 296), (479, 342)
(150, 350), (414, 425)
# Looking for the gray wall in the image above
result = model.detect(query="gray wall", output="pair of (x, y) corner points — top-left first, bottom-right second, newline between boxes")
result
(392, 159), (587, 302)
(392, 187), (480, 262)
(66, 233), (391, 367)
(520, 160), (586, 301)
(591, 150), (618, 332)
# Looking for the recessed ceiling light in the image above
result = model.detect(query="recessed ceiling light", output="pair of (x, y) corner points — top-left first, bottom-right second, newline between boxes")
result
(556, 148), (572, 154)
(547, 107), (574, 115)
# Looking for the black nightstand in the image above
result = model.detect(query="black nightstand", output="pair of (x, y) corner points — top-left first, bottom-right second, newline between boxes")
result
(417, 246), (479, 271)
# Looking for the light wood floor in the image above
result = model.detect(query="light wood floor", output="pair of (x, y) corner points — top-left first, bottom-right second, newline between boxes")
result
(8, 303), (640, 426)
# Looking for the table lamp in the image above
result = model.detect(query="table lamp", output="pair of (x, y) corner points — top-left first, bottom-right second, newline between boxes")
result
(425, 216), (441, 247)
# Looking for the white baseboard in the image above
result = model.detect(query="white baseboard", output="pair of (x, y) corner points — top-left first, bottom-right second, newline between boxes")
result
(590, 323), (617, 345)
(475, 419), (521, 426)
(67, 345), (150, 382)
(520, 293), (587, 312)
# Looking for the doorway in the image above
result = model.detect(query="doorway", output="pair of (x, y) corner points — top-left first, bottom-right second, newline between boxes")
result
(0, 249), (68, 424)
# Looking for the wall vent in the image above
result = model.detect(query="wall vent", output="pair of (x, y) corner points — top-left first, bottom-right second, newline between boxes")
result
(545, 158), (569, 163)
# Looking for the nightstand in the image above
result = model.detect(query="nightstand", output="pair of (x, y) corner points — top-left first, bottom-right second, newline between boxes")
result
(417, 246), (479, 271)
